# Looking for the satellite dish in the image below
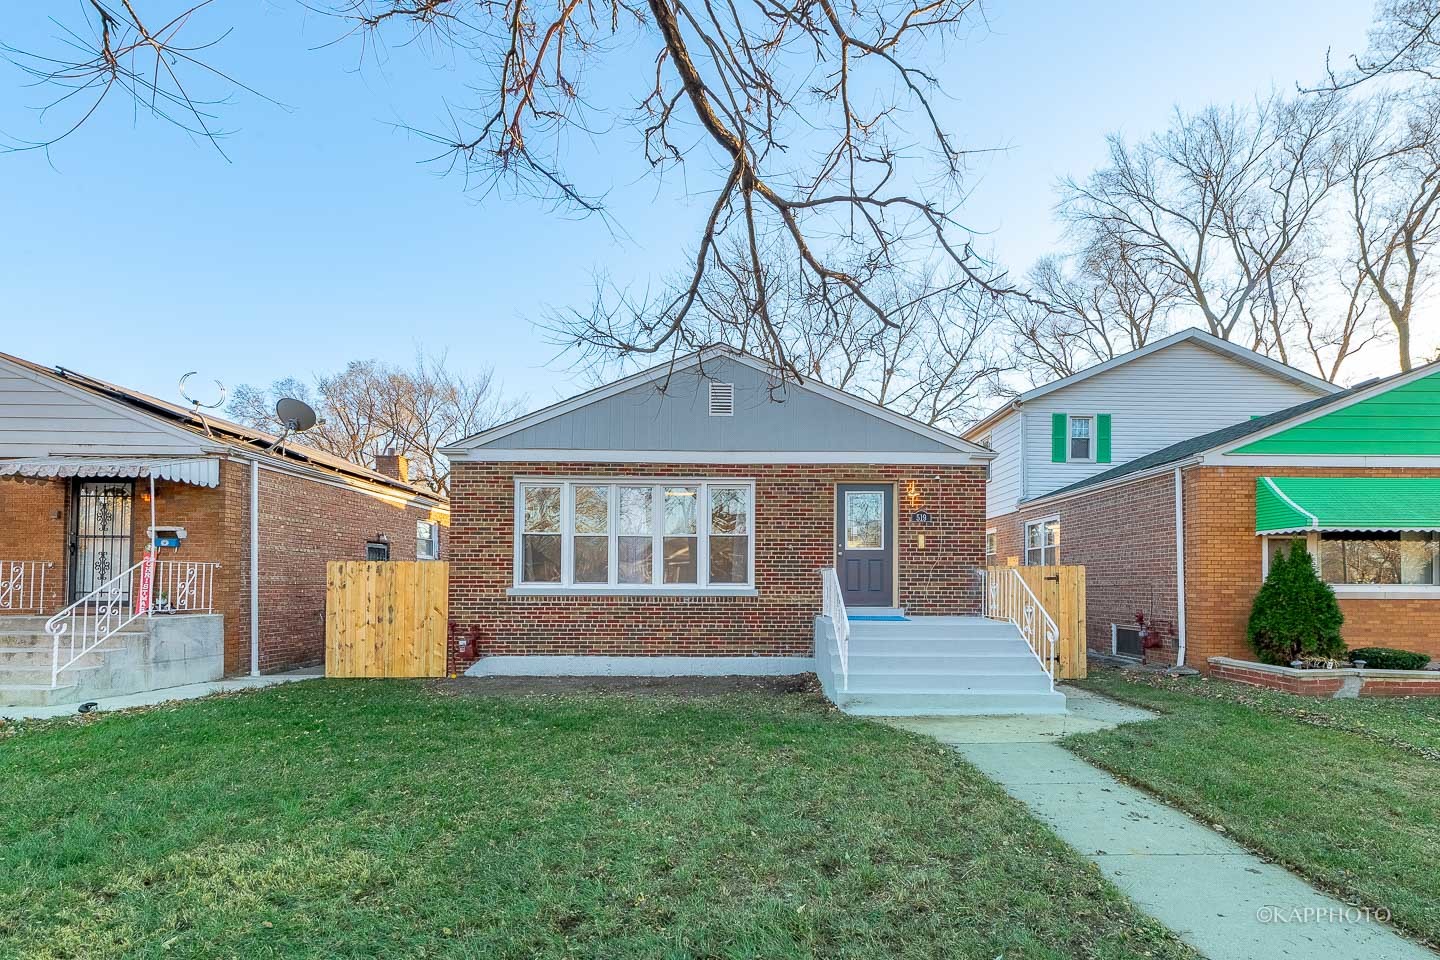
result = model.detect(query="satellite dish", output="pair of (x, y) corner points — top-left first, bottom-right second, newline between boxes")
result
(275, 397), (318, 433)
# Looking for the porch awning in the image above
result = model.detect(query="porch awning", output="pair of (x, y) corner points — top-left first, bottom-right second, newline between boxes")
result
(0, 456), (220, 487)
(1255, 476), (1440, 535)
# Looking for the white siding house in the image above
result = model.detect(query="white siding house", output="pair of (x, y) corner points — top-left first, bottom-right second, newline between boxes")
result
(967, 330), (1339, 517)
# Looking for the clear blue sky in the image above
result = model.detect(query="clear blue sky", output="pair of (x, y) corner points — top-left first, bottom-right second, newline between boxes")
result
(0, 1), (1381, 411)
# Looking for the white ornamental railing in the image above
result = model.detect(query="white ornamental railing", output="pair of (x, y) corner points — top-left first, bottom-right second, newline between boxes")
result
(984, 567), (1058, 690)
(819, 567), (851, 691)
(0, 560), (52, 614)
(44, 556), (220, 687)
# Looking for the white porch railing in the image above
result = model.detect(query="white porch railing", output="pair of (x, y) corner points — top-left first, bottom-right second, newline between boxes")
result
(0, 560), (52, 614)
(983, 567), (1058, 690)
(44, 557), (220, 687)
(819, 567), (851, 691)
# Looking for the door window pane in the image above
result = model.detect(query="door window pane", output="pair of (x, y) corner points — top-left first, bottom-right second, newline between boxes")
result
(1069, 417), (1092, 460)
(844, 491), (884, 549)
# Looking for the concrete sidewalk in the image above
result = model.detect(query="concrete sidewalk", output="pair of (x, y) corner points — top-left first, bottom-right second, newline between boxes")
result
(1, 667), (322, 721)
(887, 688), (1435, 960)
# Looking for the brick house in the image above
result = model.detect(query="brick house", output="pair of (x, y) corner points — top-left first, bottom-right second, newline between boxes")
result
(1010, 361), (1440, 670)
(0, 351), (447, 706)
(961, 328), (1337, 569)
(440, 346), (1018, 696)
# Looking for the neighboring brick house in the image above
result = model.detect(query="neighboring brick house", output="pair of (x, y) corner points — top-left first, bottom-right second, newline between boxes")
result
(1015, 361), (1440, 670)
(441, 346), (993, 675)
(0, 351), (447, 704)
(962, 328), (1337, 569)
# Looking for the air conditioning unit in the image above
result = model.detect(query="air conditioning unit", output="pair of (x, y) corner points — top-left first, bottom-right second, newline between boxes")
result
(1113, 624), (1143, 659)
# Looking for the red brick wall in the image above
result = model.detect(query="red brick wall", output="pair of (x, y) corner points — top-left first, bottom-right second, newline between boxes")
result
(0, 477), (68, 613)
(251, 464), (448, 673)
(1185, 465), (1440, 665)
(447, 462), (986, 671)
(1011, 472), (1181, 664)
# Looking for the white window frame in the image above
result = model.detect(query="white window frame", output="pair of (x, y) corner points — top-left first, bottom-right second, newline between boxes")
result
(1067, 415), (1095, 463)
(1024, 516), (1060, 566)
(985, 527), (997, 564)
(416, 520), (441, 560)
(512, 477), (757, 594)
(1260, 531), (1440, 599)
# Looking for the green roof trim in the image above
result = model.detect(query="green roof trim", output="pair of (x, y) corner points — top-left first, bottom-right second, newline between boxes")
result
(1236, 368), (1440, 455)
(1255, 477), (1440, 534)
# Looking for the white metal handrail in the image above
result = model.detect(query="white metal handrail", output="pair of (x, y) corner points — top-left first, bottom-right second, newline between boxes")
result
(819, 567), (851, 691)
(44, 557), (220, 687)
(984, 567), (1058, 690)
(0, 560), (52, 614)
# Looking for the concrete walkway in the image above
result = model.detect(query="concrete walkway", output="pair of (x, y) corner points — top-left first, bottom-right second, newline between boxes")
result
(1, 668), (322, 721)
(887, 687), (1435, 960)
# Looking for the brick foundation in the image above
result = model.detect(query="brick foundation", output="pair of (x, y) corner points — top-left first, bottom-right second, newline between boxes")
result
(1209, 657), (1440, 698)
(447, 462), (986, 673)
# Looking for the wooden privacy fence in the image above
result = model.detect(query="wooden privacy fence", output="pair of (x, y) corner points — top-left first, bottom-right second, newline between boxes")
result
(984, 564), (1087, 680)
(325, 561), (449, 678)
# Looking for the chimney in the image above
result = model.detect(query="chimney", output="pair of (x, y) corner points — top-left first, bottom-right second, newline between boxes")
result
(375, 448), (409, 483)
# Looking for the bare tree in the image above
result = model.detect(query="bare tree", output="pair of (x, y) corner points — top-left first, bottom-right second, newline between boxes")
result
(5, 0), (1019, 377)
(1004, 232), (1182, 384)
(228, 353), (517, 494)
(1317, 0), (1440, 90)
(1343, 91), (1440, 370)
(1059, 95), (1344, 354)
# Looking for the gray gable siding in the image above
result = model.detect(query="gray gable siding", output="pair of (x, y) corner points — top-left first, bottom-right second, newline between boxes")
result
(476, 356), (955, 453)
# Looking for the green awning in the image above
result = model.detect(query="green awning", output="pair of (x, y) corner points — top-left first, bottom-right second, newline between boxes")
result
(1255, 477), (1440, 535)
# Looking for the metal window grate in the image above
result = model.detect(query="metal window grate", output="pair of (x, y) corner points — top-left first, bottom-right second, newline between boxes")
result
(708, 382), (734, 416)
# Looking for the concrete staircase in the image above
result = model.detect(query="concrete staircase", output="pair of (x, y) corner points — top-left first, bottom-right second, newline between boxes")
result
(815, 614), (1066, 716)
(0, 614), (224, 710)
(0, 616), (148, 708)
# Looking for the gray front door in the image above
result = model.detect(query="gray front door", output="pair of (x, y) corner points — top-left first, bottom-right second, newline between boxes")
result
(835, 484), (894, 607)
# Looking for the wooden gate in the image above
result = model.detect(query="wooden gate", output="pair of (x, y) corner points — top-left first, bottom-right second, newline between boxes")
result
(985, 564), (1087, 680)
(325, 561), (448, 678)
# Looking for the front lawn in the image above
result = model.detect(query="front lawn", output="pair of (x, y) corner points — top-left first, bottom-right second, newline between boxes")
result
(1066, 668), (1440, 946)
(0, 680), (1189, 960)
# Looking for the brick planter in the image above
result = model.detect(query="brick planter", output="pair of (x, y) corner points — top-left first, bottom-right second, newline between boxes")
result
(1208, 656), (1440, 698)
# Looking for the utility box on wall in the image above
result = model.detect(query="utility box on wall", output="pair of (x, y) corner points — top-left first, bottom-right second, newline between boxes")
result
(149, 526), (187, 549)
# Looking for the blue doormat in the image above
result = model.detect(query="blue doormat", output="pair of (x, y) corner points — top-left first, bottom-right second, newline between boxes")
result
(848, 615), (910, 622)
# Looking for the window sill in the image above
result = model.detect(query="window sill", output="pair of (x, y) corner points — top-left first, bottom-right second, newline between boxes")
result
(1331, 585), (1440, 600)
(506, 586), (759, 598)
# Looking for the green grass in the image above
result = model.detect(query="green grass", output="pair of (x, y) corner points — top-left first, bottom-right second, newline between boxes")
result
(1066, 668), (1440, 946)
(0, 681), (1189, 960)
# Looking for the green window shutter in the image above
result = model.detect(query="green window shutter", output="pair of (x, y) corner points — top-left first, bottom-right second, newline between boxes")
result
(1097, 414), (1112, 463)
(1051, 413), (1068, 463)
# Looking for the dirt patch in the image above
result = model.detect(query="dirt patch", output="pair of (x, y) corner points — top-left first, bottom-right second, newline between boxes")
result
(429, 673), (821, 700)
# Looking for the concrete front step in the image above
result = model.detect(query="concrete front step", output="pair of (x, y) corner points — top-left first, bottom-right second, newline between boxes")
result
(840, 690), (1067, 716)
(846, 640), (1036, 658)
(841, 672), (1055, 694)
(1, 664), (103, 687)
(0, 683), (83, 707)
(837, 653), (1042, 673)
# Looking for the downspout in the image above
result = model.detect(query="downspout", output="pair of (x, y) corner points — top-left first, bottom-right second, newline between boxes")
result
(249, 458), (260, 677)
(1173, 466), (1187, 668)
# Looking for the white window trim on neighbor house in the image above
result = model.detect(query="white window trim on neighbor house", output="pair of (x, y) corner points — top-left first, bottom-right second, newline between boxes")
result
(1067, 414), (1096, 463)
(985, 527), (997, 565)
(511, 477), (758, 595)
(1025, 516), (1061, 566)
(1260, 532), (1440, 599)
(416, 520), (441, 560)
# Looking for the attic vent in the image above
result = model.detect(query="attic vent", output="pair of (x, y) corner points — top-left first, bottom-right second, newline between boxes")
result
(708, 382), (735, 416)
